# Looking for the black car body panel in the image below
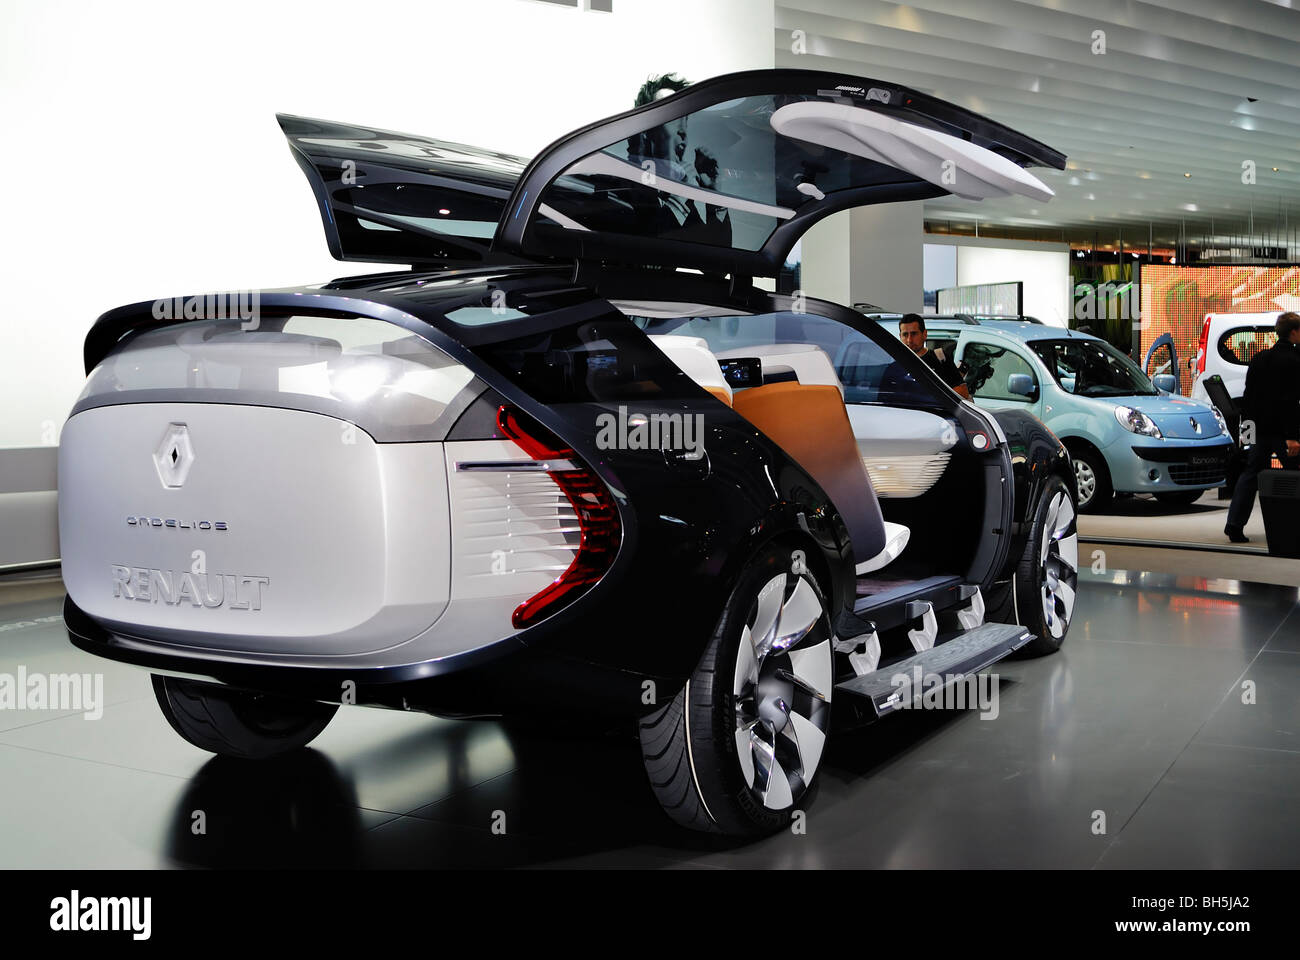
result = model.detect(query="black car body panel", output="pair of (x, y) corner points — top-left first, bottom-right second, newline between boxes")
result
(988, 407), (1078, 575)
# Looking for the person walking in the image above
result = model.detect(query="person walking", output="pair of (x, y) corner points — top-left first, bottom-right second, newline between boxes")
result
(1224, 312), (1300, 542)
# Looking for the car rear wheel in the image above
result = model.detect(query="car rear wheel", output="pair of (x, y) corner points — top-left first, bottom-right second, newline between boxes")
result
(638, 544), (833, 836)
(1069, 444), (1112, 512)
(152, 676), (338, 760)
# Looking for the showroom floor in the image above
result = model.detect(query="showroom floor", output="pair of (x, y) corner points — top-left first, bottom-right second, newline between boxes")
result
(1079, 491), (1270, 552)
(0, 564), (1297, 869)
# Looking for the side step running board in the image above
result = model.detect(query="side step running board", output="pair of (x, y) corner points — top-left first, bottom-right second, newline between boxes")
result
(834, 622), (1033, 718)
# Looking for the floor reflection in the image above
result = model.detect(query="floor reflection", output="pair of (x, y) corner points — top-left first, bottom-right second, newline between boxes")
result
(1, 570), (1296, 868)
(167, 750), (364, 868)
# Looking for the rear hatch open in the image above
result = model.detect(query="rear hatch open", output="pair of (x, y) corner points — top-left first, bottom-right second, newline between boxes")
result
(495, 68), (1065, 277)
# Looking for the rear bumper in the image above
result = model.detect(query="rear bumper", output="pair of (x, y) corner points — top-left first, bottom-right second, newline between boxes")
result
(65, 595), (660, 718)
(63, 595), (524, 711)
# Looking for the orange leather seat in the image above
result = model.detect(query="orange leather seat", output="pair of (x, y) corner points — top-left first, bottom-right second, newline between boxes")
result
(732, 381), (886, 564)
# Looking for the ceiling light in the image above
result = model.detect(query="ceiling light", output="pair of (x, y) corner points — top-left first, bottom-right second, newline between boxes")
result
(1183, 172), (1191, 178)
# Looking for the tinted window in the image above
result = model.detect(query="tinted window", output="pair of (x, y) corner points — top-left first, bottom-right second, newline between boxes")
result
(539, 94), (938, 255)
(962, 340), (1036, 401)
(1218, 327), (1276, 365)
(632, 311), (944, 407)
(476, 311), (699, 404)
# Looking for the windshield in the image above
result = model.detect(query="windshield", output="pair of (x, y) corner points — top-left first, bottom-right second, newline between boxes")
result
(1031, 338), (1158, 398)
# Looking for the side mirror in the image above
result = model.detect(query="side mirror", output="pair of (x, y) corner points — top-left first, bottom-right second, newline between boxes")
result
(1153, 374), (1177, 393)
(1007, 373), (1036, 398)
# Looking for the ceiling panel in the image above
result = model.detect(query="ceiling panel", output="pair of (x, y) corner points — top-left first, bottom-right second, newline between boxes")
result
(775, 0), (1300, 249)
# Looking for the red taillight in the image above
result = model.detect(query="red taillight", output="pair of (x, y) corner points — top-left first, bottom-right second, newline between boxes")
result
(1195, 314), (1211, 375)
(497, 406), (620, 629)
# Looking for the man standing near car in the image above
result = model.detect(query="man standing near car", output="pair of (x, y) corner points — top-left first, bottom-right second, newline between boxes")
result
(1225, 311), (1300, 542)
(898, 313), (971, 399)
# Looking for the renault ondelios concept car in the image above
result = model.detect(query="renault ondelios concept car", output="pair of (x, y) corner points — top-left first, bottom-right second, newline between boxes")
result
(60, 70), (1079, 837)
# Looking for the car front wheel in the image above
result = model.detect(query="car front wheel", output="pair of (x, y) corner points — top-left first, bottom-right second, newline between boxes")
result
(1070, 445), (1112, 512)
(638, 544), (834, 836)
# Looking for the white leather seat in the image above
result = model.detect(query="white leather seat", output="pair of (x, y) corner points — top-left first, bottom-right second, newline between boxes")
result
(647, 334), (733, 405)
(653, 336), (922, 573)
(855, 521), (911, 575)
(714, 343), (843, 397)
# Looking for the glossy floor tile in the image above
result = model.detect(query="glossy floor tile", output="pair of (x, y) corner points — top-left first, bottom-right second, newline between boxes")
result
(0, 566), (1296, 869)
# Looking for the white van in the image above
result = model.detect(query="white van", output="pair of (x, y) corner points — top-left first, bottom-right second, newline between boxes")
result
(1189, 312), (1279, 405)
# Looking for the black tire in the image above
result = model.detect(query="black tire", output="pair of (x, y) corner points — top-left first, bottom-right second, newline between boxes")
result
(152, 676), (338, 760)
(995, 476), (1078, 657)
(1154, 490), (1202, 506)
(638, 543), (834, 837)
(1067, 442), (1112, 513)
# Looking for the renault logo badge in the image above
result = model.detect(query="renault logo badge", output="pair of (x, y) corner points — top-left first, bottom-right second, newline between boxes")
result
(1190, 417), (1201, 435)
(154, 423), (195, 488)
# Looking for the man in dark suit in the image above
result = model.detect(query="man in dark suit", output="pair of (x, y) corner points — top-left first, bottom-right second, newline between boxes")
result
(1225, 311), (1300, 542)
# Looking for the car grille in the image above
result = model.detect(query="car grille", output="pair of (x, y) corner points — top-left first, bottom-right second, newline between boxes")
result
(1169, 463), (1227, 486)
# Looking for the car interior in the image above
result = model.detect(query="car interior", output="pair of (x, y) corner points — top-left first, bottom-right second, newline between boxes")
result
(616, 304), (993, 617)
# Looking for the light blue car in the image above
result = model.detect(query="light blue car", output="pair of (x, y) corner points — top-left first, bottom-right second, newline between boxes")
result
(872, 316), (1235, 512)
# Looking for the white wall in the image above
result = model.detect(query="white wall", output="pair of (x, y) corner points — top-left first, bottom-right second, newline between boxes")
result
(925, 235), (1071, 327)
(849, 201), (923, 313)
(798, 201), (924, 314)
(922, 243), (957, 305)
(798, 213), (852, 307)
(0, 0), (775, 448)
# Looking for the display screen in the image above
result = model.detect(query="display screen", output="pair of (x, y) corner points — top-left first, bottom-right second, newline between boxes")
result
(718, 357), (763, 389)
(1139, 264), (1300, 393)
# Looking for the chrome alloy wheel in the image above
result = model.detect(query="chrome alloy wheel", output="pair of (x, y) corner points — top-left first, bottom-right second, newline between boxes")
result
(1040, 489), (1079, 640)
(732, 572), (832, 811)
(1073, 458), (1097, 509)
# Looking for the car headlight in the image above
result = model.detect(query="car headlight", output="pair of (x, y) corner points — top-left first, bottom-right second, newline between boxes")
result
(1210, 406), (1229, 437)
(1114, 405), (1163, 438)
